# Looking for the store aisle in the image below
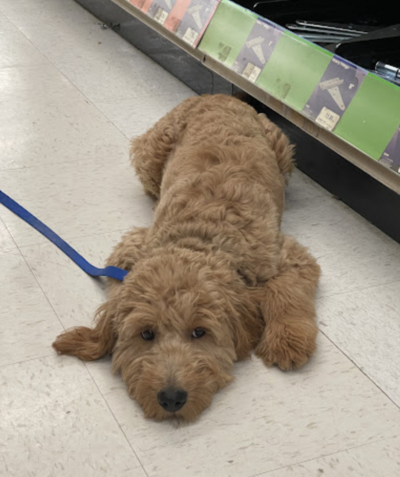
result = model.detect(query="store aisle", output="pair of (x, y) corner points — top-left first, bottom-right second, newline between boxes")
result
(1, 1), (400, 476)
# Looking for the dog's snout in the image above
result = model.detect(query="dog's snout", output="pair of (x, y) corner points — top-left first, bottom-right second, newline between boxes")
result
(157, 388), (187, 413)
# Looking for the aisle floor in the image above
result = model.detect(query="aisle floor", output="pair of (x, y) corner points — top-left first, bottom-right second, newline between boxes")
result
(1, 1), (400, 476)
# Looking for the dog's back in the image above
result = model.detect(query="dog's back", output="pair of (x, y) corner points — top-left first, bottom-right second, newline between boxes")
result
(132, 94), (295, 284)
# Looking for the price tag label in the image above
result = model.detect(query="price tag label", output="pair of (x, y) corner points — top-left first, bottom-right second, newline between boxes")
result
(154, 7), (168, 24)
(242, 62), (261, 83)
(182, 27), (199, 46)
(316, 107), (340, 131)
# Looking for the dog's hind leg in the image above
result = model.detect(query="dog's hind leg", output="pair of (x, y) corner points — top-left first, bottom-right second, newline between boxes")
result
(130, 96), (202, 199)
(257, 113), (295, 182)
(52, 227), (148, 361)
(255, 235), (320, 370)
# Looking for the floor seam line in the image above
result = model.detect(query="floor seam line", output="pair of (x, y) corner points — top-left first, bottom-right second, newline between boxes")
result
(320, 329), (400, 411)
(84, 363), (150, 477)
(248, 436), (395, 477)
(317, 278), (400, 300)
(1, 220), (67, 332)
(0, 353), (55, 370)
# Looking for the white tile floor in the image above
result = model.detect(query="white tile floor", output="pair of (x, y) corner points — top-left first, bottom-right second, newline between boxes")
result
(0, 1), (400, 476)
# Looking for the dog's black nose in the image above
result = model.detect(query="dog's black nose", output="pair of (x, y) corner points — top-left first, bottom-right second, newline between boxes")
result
(157, 388), (187, 413)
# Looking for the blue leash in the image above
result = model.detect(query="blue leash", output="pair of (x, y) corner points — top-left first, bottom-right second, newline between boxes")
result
(0, 189), (128, 282)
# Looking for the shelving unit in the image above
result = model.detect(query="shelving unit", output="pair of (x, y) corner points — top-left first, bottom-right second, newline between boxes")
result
(86, 0), (400, 193)
(74, 0), (400, 242)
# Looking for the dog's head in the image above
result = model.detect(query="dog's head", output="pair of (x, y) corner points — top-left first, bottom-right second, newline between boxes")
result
(109, 250), (261, 421)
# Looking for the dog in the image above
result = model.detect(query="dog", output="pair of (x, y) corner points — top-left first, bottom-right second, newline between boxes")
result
(53, 94), (320, 422)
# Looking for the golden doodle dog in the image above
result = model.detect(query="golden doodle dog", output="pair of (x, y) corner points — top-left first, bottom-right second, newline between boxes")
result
(53, 94), (320, 422)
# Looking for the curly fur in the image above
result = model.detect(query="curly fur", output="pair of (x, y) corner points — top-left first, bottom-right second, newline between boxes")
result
(53, 94), (320, 422)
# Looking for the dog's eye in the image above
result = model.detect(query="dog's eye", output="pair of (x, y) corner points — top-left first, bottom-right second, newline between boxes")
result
(192, 328), (206, 339)
(141, 330), (155, 341)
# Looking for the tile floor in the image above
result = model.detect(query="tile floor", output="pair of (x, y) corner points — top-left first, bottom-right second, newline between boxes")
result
(0, 1), (400, 476)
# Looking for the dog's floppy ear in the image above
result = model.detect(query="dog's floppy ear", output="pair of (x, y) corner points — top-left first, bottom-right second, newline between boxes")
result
(52, 295), (119, 361)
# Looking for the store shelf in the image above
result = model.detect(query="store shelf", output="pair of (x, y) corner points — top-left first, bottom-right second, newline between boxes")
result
(95, 0), (400, 195)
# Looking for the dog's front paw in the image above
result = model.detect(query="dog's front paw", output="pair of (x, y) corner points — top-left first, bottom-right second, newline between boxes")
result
(255, 320), (317, 371)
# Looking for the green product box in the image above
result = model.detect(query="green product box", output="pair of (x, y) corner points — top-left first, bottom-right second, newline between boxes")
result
(256, 32), (333, 111)
(199, 0), (257, 68)
(335, 74), (400, 160)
